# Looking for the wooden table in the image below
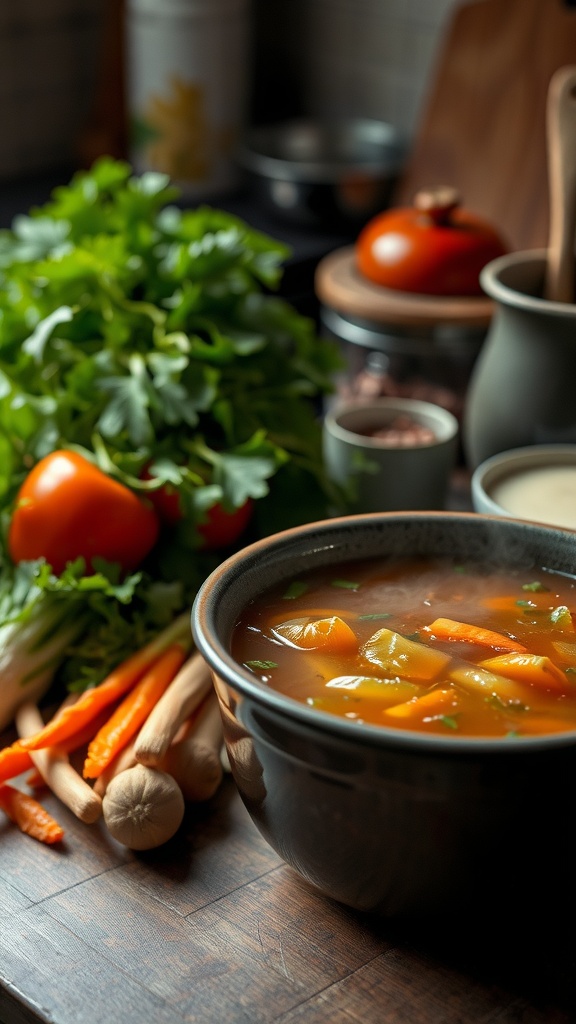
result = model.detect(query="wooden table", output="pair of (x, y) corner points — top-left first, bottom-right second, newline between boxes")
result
(1, 730), (575, 1024)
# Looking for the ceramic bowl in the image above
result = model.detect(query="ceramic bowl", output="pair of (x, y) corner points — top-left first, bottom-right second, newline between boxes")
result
(192, 512), (576, 922)
(471, 444), (576, 530)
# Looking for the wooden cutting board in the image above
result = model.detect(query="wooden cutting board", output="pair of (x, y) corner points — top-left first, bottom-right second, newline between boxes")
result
(394, 0), (576, 252)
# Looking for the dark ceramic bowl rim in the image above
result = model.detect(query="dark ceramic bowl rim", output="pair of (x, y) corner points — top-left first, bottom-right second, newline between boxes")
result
(324, 397), (459, 450)
(192, 510), (576, 756)
(480, 248), (576, 316)
(237, 118), (406, 183)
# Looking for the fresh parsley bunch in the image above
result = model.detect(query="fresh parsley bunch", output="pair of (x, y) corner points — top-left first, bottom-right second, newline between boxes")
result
(0, 158), (343, 695)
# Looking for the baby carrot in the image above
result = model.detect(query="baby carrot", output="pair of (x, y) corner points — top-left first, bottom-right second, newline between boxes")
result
(0, 740), (34, 785)
(83, 641), (190, 780)
(421, 618), (527, 653)
(19, 613), (191, 754)
(0, 783), (64, 845)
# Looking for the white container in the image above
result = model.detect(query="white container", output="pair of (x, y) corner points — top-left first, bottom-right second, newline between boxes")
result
(471, 445), (576, 531)
(126, 0), (250, 198)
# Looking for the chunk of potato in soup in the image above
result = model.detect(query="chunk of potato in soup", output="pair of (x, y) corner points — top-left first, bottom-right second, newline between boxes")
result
(231, 556), (576, 737)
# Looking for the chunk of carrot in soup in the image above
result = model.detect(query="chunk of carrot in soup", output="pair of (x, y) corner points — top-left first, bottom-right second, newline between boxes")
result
(361, 627), (452, 682)
(384, 687), (459, 722)
(421, 617), (527, 652)
(479, 653), (571, 694)
(272, 616), (358, 654)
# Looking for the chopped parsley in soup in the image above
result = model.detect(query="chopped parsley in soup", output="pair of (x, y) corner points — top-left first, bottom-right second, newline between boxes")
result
(231, 556), (576, 738)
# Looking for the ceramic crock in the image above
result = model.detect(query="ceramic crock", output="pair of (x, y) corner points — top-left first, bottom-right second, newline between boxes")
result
(464, 250), (576, 468)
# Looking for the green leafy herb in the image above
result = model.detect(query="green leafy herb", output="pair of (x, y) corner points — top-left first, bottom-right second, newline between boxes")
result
(246, 660), (278, 670)
(0, 158), (345, 699)
(282, 581), (308, 600)
(550, 605), (571, 626)
(522, 582), (550, 593)
(331, 579), (360, 591)
(358, 612), (392, 621)
(440, 715), (459, 730)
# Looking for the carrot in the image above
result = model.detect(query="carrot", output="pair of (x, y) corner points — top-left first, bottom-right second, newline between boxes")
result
(92, 739), (138, 798)
(25, 768), (46, 790)
(0, 698), (118, 786)
(0, 783), (64, 845)
(0, 740), (34, 784)
(273, 616), (358, 654)
(478, 653), (570, 694)
(421, 617), (527, 653)
(384, 687), (460, 722)
(19, 612), (191, 754)
(83, 641), (190, 780)
(134, 651), (212, 766)
(16, 702), (102, 825)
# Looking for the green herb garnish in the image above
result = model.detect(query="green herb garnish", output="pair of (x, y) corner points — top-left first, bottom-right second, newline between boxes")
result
(282, 581), (308, 600)
(440, 715), (459, 730)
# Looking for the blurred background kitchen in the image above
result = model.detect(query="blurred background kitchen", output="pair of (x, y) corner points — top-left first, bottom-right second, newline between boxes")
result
(0, 0), (466, 319)
(0, 0), (453, 189)
(2, 0), (576, 474)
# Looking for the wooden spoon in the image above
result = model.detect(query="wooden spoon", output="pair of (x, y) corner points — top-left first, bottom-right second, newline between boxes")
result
(544, 65), (576, 303)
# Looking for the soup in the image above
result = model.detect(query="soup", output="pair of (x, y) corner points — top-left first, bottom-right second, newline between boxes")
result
(231, 555), (576, 738)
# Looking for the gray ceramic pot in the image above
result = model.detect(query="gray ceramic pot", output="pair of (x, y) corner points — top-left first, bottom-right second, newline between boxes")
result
(322, 397), (459, 512)
(463, 250), (576, 468)
(192, 512), (576, 921)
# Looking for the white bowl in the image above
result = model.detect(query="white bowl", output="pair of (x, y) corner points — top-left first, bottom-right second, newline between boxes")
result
(471, 444), (576, 530)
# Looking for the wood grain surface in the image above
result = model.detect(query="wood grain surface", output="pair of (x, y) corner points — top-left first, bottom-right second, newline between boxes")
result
(1, 745), (576, 1024)
(394, 0), (576, 253)
(314, 246), (495, 327)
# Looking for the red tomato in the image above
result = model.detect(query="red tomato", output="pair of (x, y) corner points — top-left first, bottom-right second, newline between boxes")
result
(141, 468), (183, 526)
(356, 188), (507, 296)
(8, 450), (160, 575)
(141, 465), (254, 549)
(197, 498), (254, 550)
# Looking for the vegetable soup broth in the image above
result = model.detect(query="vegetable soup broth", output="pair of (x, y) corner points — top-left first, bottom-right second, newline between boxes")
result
(231, 556), (576, 738)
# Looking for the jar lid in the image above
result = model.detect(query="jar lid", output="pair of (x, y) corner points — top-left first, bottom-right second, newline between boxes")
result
(315, 247), (494, 329)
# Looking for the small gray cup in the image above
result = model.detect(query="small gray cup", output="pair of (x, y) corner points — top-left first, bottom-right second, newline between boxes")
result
(323, 397), (459, 513)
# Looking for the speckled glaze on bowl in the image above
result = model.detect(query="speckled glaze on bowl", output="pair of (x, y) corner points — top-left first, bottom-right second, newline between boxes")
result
(192, 512), (576, 920)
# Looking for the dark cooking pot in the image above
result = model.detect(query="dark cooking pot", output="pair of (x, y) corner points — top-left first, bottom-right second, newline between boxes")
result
(237, 118), (407, 229)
